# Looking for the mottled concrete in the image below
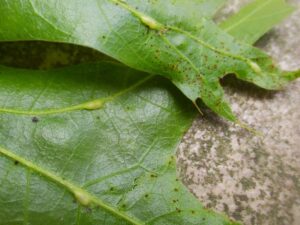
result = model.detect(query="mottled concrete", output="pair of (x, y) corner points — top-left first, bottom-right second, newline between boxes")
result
(178, 1), (300, 225)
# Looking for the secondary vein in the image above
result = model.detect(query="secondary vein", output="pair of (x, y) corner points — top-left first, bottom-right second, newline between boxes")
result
(0, 75), (153, 116)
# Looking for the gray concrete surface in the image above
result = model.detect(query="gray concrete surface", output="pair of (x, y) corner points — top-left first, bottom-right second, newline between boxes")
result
(177, 1), (300, 225)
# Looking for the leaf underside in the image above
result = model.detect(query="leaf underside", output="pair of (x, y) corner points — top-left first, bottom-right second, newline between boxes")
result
(0, 0), (299, 121)
(0, 63), (238, 225)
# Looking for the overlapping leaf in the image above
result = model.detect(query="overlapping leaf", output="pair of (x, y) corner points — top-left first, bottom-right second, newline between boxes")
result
(220, 0), (295, 44)
(0, 63), (238, 225)
(0, 0), (298, 121)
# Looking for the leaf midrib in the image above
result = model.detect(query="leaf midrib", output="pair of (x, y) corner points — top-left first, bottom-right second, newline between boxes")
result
(0, 146), (145, 225)
(109, 0), (261, 74)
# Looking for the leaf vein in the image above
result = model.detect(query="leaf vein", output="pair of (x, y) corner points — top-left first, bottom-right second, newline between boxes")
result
(110, 0), (261, 74)
(0, 146), (144, 225)
(0, 75), (153, 116)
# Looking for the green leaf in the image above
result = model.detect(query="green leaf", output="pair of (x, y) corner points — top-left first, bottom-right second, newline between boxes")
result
(125, 0), (227, 22)
(220, 0), (295, 44)
(0, 0), (299, 121)
(0, 0), (298, 122)
(0, 62), (239, 225)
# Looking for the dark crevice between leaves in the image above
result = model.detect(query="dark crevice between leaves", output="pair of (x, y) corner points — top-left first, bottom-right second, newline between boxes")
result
(221, 74), (279, 100)
(0, 41), (115, 70)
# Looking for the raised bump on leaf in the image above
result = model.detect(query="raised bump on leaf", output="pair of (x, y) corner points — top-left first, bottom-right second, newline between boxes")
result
(82, 99), (105, 110)
(74, 189), (92, 206)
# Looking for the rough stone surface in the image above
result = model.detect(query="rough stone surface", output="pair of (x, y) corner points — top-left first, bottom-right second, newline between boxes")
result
(177, 1), (300, 225)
